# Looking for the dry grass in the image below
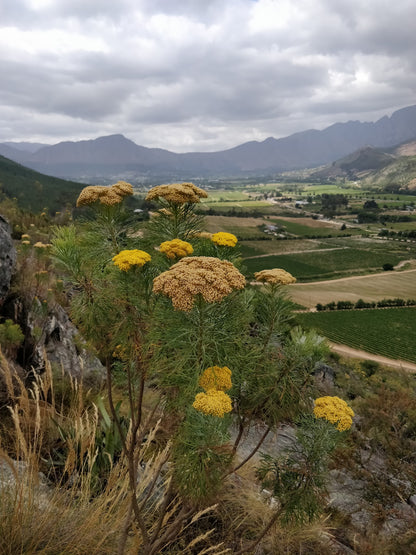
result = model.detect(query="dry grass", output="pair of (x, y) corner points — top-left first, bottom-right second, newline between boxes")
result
(0, 351), (233, 555)
(288, 269), (416, 308)
(0, 351), (130, 555)
(215, 472), (335, 554)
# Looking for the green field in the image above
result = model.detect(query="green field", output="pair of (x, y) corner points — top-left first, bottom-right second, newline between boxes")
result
(201, 200), (271, 209)
(271, 218), (362, 237)
(297, 307), (416, 363)
(243, 247), (407, 280)
(201, 191), (250, 202)
(296, 185), (361, 196)
(239, 238), (328, 257)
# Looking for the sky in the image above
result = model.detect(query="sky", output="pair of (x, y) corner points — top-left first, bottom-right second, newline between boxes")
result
(1, 0), (415, 153)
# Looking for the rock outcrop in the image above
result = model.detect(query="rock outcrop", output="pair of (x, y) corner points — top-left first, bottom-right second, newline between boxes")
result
(4, 297), (105, 385)
(0, 215), (16, 302)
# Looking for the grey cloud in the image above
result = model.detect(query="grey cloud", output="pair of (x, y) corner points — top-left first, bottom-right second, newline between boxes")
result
(0, 0), (415, 151)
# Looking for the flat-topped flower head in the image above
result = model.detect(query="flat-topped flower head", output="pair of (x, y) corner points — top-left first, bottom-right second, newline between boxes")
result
(254, 268), (296, 285)
(77, 185), (114, 206)
(76, 181), (133, 207)
(146, 182), (208, 204)
(152, 256), (245, 311)
(199, 366), (232, 392)
(313, 396), (354, 431)
(112, 249), (151, 271)
(193, 389), (232, 418)
(159, 238), (194, 260)
(211, 232), (238, 247)
(100, 189), (124, 206)
(111, 181), (134, 196)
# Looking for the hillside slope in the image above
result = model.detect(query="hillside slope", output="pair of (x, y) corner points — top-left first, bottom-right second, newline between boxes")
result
(0, 155), (85, 212)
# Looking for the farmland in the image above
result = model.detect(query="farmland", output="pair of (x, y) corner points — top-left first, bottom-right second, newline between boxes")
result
(243, 245), (410, 280)
(288, 269), (416, 308)
(197, 181), (416, 363)
(297, 307), (416, 364)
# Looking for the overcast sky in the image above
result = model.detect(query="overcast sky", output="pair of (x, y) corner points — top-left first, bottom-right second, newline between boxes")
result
(1, 0), (415, 152)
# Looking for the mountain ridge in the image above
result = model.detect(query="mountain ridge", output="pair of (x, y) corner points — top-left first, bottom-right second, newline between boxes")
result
(1, 105), (416, 179)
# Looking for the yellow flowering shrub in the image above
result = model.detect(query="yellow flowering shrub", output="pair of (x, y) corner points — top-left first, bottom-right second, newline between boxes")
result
(112, 249), (151, 271)
(254, 268), (296, 285)
(159, 238), (194, 259)
(76, 181), (133, 207)
(211, 232), (238, 247)
(313, 396), (354, 431)
(152, 256), (245, 311)
(193, 389), (233, 418)
(146, 182), (208, 204)
(199, 366), (232, 392)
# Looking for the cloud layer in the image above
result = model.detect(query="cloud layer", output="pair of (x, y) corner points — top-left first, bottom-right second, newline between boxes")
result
(1, 0), (415, 151)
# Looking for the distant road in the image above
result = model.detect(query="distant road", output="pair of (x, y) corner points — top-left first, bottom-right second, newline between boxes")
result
(329, 342), (416, 372)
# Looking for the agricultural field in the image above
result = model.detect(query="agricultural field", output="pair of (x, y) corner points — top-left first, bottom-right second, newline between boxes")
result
(297, 307), (416, 364)
(295, 184), (362, 196)
(201, 200), (271, 209)
(243, 245), (411, 280)
(239, 238), (330, 257)
(288, 268), (416, 308)
(270, 217), (362, 237)
(204, 215), (271, 239)
(201, 190), (249, 202)
(383, 220), (416, 232)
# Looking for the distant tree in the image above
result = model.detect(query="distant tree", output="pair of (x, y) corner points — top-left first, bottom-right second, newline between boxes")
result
(321, 194), (348, 211)
(363, 200), (379, 210)
(382, 263), (394, 271)
(357, 210), (379, 223)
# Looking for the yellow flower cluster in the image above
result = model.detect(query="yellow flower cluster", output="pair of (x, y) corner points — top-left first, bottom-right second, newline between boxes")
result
(34, 241), (52, 248)
(152, 256), (245, 311)
(199, 366), (232, 391)
(313, 396), (354, 431)
(146, 182), (208, 204)
(112, 249), (151, 271)
(76, 181), (133, 207)
(193, 389), (232, 418)
(254, 268), (296, 285)
(21, 234), (30, 239)
(159, 238), (194, 259)
(211, 232), (238, 247)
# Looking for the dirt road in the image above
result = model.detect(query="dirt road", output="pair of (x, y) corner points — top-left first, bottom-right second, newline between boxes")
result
(297, 266), (416, 286)
(329, 342), (416, 372)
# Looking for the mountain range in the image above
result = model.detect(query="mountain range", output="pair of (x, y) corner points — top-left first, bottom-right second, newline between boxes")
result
(1, 105), (416, 181)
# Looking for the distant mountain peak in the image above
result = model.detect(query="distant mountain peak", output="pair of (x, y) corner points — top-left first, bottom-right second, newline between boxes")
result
(1, 104), (416, 179)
